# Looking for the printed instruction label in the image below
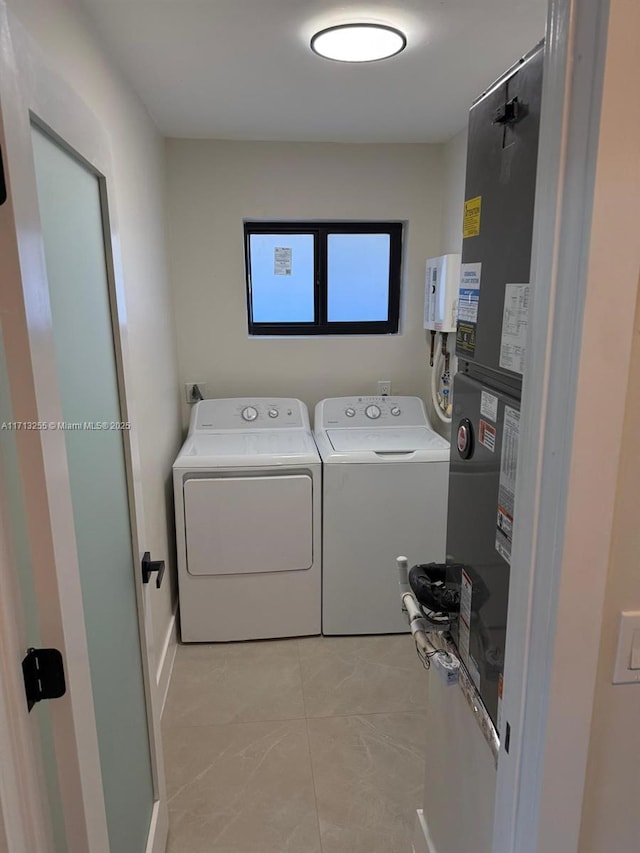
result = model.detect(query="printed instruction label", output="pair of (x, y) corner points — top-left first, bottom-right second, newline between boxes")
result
(480, 390), (498, 423)
(479, 419), (496, 453)
(495, 406), (520, 565)
(500, 283), (530, 374)
(274, 246), (292, 276)
(458, 262), (482, 323)
(463, 196), (482, 238)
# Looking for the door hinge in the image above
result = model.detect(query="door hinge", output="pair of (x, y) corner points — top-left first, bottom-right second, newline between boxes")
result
(22, 648), (67, 712)
(141, 551), (165, 589)
(0, 143), (7, 206)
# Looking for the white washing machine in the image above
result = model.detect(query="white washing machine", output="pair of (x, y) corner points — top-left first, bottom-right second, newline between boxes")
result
(314, 396), (450, 635)
(173, 398), (321, 642)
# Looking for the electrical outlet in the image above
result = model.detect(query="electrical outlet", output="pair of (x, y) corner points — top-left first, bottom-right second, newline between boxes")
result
(378, 380), (392, 396)
(184, 382), (207, 404)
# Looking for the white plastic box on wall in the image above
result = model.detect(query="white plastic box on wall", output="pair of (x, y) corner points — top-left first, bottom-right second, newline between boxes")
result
(424, 253), (461, 333)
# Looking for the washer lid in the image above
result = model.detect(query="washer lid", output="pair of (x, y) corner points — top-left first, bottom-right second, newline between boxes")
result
(173, 430), (320, 468)
(327, 427), (450, 455)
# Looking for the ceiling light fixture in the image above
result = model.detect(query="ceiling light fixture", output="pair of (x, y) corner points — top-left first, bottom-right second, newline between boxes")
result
(310, 23), (407, 63)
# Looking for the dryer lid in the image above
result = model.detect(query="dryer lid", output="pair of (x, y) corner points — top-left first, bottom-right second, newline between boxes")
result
(326, 427), (449, 454)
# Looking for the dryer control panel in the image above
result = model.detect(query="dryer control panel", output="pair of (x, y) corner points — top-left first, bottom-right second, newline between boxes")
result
(191, 398), (308, 432)
(318, 396), (429, 429)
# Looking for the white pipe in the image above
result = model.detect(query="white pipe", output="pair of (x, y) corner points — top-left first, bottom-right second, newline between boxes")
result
(430, 346), (452, 425)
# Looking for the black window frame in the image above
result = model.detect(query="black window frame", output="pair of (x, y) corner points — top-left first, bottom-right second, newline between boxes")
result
(244, 221), (403, 336)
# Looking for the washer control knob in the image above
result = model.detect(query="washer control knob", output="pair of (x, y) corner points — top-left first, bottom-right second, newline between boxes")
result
(391, 406), (401, 416)
(241, 406), (258, 422)
(345, 407), (356, 418)
(365, 405), (381, 420)
(268, 408), (279, 418)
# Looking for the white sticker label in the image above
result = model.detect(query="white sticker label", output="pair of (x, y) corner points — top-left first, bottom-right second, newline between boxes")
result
(480, 390), (498, 422)
(274, 246), (292, 276)
(495, 406), (520, 564)
(459, 570), (472, 663)
(500, 283), (530, 374)
(458, 262), (482, 323)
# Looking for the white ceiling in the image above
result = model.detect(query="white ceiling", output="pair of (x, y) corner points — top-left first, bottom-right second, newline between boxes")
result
(80, 0), (547, 143)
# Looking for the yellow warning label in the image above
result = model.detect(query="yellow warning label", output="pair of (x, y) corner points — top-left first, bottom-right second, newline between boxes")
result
(463, 196), (482, 238)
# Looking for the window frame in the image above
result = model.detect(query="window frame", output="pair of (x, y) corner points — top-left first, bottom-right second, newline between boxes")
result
(244, 221), (403, 336)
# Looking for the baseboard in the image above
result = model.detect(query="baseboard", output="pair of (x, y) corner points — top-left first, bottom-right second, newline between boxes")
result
(156, 609), (178, 716)
(412, 809), (438, 853)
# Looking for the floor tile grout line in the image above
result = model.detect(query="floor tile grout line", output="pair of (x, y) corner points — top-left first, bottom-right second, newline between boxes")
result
(161, 712), (309, 730)
(297, 639), (325, 852)
(303, 713), (325, 853)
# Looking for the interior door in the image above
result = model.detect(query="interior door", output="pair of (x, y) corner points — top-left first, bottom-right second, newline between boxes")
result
(0, 6), (167, 851)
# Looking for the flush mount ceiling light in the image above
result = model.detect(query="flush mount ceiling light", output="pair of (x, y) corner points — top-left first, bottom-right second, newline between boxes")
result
(310, 23), (407, 63)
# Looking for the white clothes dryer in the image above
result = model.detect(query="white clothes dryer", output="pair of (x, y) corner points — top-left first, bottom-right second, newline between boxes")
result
(173, 398), (321, 642)
(314, 396), (450, 635)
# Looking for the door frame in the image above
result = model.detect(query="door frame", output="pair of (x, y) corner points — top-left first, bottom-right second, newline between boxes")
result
(0, 4), (167, 851)
(494, 0), (640, 850)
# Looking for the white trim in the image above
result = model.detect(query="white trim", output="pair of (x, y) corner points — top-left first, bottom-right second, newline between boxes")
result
(0, 482), (53, 853)
(156, 609), (178, 716)
(0, 5), (169, 849)
(412, 810), (438, 853)
(495, 0), (640, 850)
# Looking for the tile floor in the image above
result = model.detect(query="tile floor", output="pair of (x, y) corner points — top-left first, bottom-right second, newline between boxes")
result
(163, 634), (428, 853)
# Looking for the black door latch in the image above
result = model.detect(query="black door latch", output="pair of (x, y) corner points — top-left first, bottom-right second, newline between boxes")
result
(22, 648), (66, 712)
(494, 96), (521, 125)
(141, 551), (165, 588)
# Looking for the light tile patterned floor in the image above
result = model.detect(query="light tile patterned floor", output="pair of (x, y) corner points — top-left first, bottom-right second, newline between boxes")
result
(163, 634), (427, 853)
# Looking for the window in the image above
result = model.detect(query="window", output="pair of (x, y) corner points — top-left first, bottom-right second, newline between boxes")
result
(244, 221), (403, 335)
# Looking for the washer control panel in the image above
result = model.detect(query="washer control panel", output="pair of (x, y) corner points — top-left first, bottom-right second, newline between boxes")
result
(193, 398), (308, 431)
(319, 396), (429, 428)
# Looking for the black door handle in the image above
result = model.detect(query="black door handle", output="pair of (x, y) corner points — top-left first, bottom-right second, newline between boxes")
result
(141, 552), (165, 589)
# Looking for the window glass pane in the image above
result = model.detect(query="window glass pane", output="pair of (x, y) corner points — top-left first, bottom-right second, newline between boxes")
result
(327, 233), (390, 322)
(249, 234), (315, 323)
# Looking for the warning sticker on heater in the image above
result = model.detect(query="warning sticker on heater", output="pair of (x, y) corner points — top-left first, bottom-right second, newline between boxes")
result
(495, 406), (520, 564)
(459, 570), (472, 664)
(480, 390), (498, 423)
(458, 262), (482, 323)
(274, 246), (292, 276)
(457, 322), (476, 355)
(479, 419), (496, 452)
(463, 196), (482, 238)
(500, 283), (530, 374)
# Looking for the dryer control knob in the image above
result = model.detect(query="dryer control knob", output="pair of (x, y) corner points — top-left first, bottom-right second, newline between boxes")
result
(391, 406), (401, 416)
(365, 405), (381, 419)
(241, 406), (258, 422)
(268, 408), (279, 418)
(345, 407), (356, 417)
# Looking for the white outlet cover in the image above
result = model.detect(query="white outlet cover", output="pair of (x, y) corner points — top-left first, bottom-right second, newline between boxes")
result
(613, 610), (640, 684)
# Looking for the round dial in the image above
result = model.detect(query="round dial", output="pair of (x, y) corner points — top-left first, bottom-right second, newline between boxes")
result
(268, 408), (279, 418)
(345, 407), (356, 418)
(391, 406), (401, 416)
(241, 406), (258, 422)
(365, 404), (382, 420)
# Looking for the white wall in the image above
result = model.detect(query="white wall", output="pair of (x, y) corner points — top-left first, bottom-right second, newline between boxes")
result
(6, 0), (181, 682)
(419, 670), (496, 853)
(578, 283), (640, 852)
(165, 139), (445, 426)
(440, 128), (468, 256)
